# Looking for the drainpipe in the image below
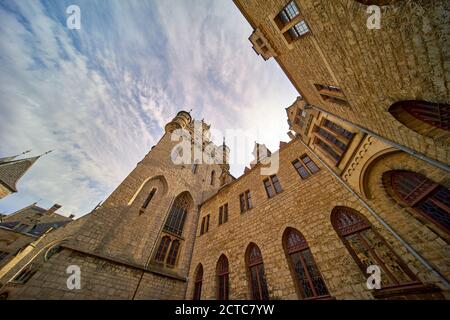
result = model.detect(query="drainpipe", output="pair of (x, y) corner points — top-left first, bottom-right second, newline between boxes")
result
(304, 104), (450, 173)
(294, 136), (450, 289)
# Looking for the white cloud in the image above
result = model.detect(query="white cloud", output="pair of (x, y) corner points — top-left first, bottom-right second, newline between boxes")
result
(0, 0), (298, 217)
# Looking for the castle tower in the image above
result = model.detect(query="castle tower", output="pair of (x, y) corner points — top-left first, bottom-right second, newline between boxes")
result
(0, 111), (232, 300)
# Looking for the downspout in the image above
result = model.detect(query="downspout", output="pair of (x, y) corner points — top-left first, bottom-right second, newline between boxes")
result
(294, 136), (450, 289)
(305, 104), (450, 173)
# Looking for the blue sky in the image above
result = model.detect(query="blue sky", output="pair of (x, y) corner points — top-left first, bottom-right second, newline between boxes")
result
(0, 0), (298, 217)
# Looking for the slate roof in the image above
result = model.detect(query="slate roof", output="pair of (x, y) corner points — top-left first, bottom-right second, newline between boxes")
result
(0, 156), (39, 192)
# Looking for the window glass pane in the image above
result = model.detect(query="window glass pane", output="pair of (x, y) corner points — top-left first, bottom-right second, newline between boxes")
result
(264, 179), (275, 198)
(315, 139), (341, 161)
(361, 229), (413, 285)
(240, 194), (246, 212)
(246, 191), (253, 209)
(291, 252), (313, 298)
(271, 175), (283, 193)
(302, 249), (329, 297)
(417, 191), (450, 230)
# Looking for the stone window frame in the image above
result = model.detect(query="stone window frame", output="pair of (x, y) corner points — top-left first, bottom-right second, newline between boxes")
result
(274, 0), (311, 44)
(331, 206), (420, 290)
(388, 100), (449, 140)
(216, 254), (230, 300)
(239, 190), (253, 213)
(382, 170), (450, 236)
(292, 154), (319, 179)
(200, 214), (210, 235)
(282, 228), (332, 300)
(245, 243), (269, 300)
(218, 203), (229, 225)
(263, 175), (283, 199)
(193, 264), (203, 300)
(153, 234), (183, 268)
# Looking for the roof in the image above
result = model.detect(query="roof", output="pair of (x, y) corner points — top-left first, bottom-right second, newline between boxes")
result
(0, 156), (40, 192)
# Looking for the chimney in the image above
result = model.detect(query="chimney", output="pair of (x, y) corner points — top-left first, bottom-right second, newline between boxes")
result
(46, 204), (62, 215)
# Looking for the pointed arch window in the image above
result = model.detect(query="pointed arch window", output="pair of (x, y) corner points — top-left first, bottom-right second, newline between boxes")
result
(331, 207), (418, 289)
(389, 100), (450, 138)
(163, 193), (191, 236)
(385, 170), (450, 234)
(193, 264), (203, 300)
(246, 243), (269, 300)
(216, 255), (229, 300)
(283, 228), (330, 299)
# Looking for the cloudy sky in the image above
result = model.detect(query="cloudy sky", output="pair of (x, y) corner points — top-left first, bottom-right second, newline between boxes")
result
(0, 0), (298, 218)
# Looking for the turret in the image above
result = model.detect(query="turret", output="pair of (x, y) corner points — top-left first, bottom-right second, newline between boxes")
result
(164, 110), (192, 134)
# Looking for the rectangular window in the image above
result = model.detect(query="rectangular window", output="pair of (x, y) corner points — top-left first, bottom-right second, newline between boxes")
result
(315, 138), (341, 162)
(219, 204), (229, 225)
(246, 191), (253, 210)
(15, 224), (29, 233)
(276, 1), (300, 27)
(192, 163), (198, 174)
(263, 179), (275, 198)
(323, 119), (353, 140)
(240, 191), (253, 213)
(288, 20), (310, 39)
(271, 175), (283, 194)
(263, 175), (283, 198)
(315, 84), (348, 105)
(240, 194), (246, 213)
(200, 215), (210, 235)
(316, 127), (347, 151)
(292, 154), (320, 179)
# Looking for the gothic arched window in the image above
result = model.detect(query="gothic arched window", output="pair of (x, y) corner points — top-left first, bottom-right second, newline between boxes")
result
(166, 240), (180, 267)
(163, 192), (191, 236)
(282, 228), (330, 299)
(246, 243), (269, 300)
(154, 236), (171, 263)
(384, 170), (450, 234)
(193, 264), (203, 300)
(389, 100), (450, 139)
(216, 254), (229, 300)
(331, 207), (418, 288)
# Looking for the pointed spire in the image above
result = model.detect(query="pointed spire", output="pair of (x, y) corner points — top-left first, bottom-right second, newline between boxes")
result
(0, 154), (41, 192)
(0, 150), (32, 164)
